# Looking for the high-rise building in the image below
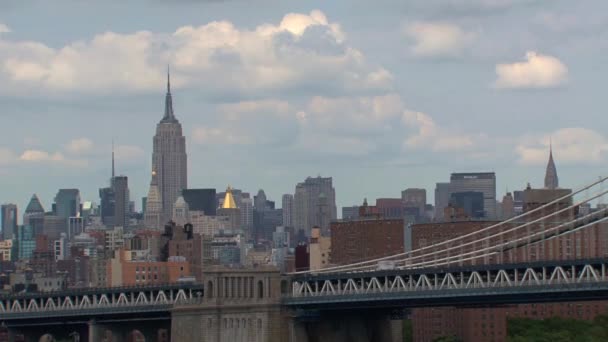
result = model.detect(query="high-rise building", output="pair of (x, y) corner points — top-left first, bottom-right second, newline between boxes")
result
(67, 216), (84, 239)
(217, 186), (241, 231)
(293, 176), (337, 236)
(545, 144), (559, 189)
(54, 189), (81, 219)
(43, 215), (67, 241)
(260, 209), (283, 242)
(144, 171), (163, 230)
(240, 197), (253, 231)
(1, 204), (17, 240)
(23, 194), (45, 235)
(449, 191), (485, 218)
(341, 206), (360, 220)
(513, 190), (524, 216)
(99, 187), (115, 227)
(217, 188), (245, 210)
(172, 196), (190, 226)
(112, 176), (129, 228)
(376, 198), (405, 220)
(254, 189), (268, 211)
(449, 172), (497, 219)
(17, 225), (35, 260)
(434, 183), (450, 221)
(402, 188), (427, 214)
(501, 192), (515, 220)
(151, 69), (188, 223)
(181, 189), (216, 216)
(282, 194), (294, 228)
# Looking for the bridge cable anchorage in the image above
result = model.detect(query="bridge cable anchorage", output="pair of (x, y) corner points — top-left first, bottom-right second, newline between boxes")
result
(334, 190), (608, 273)
(289, 175), (608, 275)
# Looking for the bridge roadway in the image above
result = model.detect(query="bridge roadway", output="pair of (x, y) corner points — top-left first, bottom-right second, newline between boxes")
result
(284, 258), (608, 310)
(0, 282), (204, 323)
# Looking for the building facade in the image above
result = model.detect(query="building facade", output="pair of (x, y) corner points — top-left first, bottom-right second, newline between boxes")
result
(449, 172), (497, 219)
(54, 189), (81, 219)
(330, 217), (404, 266)
(1, 204), (17, 240)
(282, 194), (294, 228)
(434, 183), (450, 221)
(144, 171), (163, 230)
(182, 189), (217, 216)
(402, 188), (426, 214)
(293, 176), (337, 237)
(151, 71), (188, 223)
(112, 175), (129, 228)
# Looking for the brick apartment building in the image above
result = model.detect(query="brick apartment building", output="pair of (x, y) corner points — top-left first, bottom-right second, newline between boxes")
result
(410, 186), (608, 342)
(107, 249), (191, 286)
(330, 201), (404, 265)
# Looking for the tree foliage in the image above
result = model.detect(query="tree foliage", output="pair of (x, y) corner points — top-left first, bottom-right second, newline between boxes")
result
(507, 315), (608, 342)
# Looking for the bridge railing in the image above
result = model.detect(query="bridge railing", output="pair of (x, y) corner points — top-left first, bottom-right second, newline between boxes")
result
(0, 284), (204, 317)
(288, 260), (608, 299)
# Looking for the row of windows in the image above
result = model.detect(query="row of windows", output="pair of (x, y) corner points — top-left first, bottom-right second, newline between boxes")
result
(136, 274), (158, 281)
(136, 266), (159, 272)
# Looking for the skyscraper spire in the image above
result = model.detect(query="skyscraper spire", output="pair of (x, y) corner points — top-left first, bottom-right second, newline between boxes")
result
(111, 140), (115, 179)
(161, 66), (177, 123)
(167, 65), (171, 94)
(544, 140), (559, 189)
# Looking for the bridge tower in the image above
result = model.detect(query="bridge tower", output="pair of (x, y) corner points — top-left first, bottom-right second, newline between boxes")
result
(171, 266), (290, 342)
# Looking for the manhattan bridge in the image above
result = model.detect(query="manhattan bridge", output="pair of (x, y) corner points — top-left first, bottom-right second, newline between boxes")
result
(2, 176), (608, 341)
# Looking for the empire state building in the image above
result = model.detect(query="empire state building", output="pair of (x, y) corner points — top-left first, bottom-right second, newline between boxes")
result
(151, 70), (188, 223)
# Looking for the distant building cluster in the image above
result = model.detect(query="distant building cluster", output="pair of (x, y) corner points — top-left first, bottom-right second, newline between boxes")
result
(0, 72), (602, 342)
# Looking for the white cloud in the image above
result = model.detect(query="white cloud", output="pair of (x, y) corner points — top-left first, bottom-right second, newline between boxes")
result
(516, 128), (608, 165)
(0, 24), (10, 34)
(19, 149), (88, 167)
(405, 22), (476, 57)
(191, 94), (482, 159)
(20, 149), (65, 162)
(495, 51), (568, 89)
(304, 94), (403, 134)
(402, 110), (476, 151)
(192, 99), (296, 146)
(65, 138), (94, 154)
(0, 10), (390, 97)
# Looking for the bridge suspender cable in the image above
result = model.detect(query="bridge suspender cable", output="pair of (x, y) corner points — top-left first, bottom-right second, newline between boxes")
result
(327, 187), (608, 273)
(290, 175), (608, 275)
(393, 208), (608, 271)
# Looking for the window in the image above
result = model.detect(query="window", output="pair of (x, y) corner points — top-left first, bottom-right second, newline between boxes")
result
(257, 280), (264, 299)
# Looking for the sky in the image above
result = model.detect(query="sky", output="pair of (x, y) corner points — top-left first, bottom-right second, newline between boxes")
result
(1, 0), (608, 213)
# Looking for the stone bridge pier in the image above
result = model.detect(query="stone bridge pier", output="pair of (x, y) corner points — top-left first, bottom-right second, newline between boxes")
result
(171, 267), (291, 342)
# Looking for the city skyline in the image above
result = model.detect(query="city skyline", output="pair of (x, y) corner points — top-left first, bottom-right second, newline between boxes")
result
(1, 1), (607, 211)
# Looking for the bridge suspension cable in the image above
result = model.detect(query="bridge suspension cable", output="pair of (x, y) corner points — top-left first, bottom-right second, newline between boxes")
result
(290, 175), (608, 275)
(394, 207), (608, 271)
(320, 187), (608, 274)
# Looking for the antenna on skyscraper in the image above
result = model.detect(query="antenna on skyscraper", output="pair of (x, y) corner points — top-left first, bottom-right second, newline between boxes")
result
(167, 64), (171, 94)
(112, 139), (115, 179)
